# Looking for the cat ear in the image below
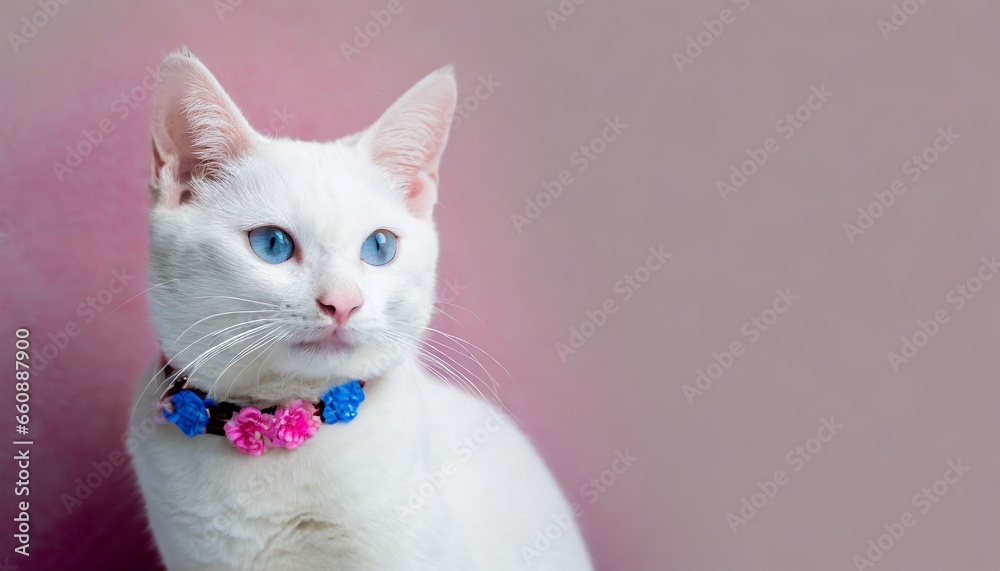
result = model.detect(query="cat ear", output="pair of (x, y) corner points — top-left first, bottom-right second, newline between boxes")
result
(360, 66), (457, 219)
(150, 48), (259, 207)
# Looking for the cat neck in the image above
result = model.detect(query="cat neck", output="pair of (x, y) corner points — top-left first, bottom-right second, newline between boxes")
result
(158, 353), (415, 410)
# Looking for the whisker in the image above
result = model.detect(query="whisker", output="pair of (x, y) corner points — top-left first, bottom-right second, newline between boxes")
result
(106, 278), (179, 317)
(387, 329), (499, 401)
(212, 326), (288, 396)
(195, 295), (281, 308)
(388, 320), (513, 381)
(131, 320), (279, 418)
(170, 310), (279, 347)
(383, 328), (517, 421)
(418, 334), (502, 397)
(183, 322), (282, 386)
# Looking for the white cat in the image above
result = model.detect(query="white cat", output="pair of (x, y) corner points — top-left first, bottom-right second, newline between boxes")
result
(128, 49), (592, 571)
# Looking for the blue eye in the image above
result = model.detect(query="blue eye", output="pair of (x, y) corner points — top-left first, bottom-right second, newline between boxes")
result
(360, 230), (397, 266)
(248, 226), (295, 264)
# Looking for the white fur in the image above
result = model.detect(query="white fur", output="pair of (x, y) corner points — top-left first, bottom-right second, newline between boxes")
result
(129, 51), (591, 570)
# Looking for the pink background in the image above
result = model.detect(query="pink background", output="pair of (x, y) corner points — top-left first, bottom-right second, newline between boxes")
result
(2, 1), (999, 570)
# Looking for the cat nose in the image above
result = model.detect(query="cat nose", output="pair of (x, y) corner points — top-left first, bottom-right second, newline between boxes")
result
(316, 290), (363, 325)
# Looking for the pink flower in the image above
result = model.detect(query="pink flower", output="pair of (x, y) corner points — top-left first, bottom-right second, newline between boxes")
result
(271, 400), (321, 450)
(224, 407), (275, 456)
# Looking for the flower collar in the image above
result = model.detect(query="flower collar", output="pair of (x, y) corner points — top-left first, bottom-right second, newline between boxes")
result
(156, 356), (365, 456)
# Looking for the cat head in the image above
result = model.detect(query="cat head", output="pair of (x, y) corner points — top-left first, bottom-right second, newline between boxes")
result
(146, 49), (456, 403)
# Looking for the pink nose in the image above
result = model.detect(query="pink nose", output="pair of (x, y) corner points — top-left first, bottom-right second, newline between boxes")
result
(317, 291), (363, 325)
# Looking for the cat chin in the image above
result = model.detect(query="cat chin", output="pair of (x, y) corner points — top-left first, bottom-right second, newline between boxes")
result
(207, 347), (402, 404)
(266, 340), (410, 386)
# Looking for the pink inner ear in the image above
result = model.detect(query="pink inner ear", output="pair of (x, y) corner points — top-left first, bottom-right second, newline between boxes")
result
(361, 67), (456, 217)
(370, 135), (445, 219)
(150, 52), (257, 206)
(157, 180), (194, 208)
(405, 175), (435, 215)
(167, 79), (255, 177)
(367, 100), (450, 176)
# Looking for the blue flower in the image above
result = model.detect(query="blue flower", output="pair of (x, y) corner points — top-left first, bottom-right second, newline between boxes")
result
(320, 380), (365, 424)
(163, 389), (211, 437)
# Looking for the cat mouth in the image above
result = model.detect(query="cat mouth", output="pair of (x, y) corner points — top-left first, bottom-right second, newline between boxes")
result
(294, 329), (354, 352)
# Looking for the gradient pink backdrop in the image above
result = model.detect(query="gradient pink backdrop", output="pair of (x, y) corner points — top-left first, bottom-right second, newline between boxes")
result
(2, 1), (999, 570)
